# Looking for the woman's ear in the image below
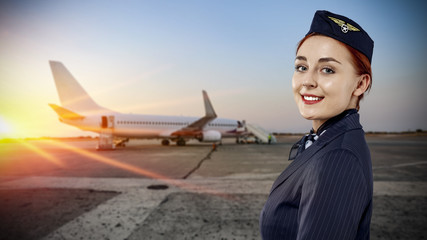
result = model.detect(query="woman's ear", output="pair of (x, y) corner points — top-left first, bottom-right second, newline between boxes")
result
(353, 74), (371, 97)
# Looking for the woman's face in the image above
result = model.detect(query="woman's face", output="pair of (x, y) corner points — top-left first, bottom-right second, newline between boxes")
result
(292, 35), (362, 131)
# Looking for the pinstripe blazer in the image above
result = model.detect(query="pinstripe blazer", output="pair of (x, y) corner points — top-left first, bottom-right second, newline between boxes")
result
(260, 112), (373, 240)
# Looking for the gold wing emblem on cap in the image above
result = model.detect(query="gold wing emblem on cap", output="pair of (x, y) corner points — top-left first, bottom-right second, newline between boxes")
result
(328, 16), (360, 33)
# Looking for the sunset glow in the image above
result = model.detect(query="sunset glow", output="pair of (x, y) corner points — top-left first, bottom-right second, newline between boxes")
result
(0, 1), (426, 139)
(0, 116), (12, 137)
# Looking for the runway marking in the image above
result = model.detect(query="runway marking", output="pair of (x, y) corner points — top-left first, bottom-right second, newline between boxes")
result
(44, 188), (171, 240)
(373, 161), (427, 170)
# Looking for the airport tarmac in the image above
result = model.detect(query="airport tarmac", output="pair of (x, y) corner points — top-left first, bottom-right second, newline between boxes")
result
(0, 135), (426, 240)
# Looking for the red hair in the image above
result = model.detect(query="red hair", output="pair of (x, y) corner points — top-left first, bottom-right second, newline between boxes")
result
(296, 33), (372, 109)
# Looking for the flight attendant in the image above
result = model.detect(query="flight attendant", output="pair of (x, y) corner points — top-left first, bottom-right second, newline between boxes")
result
(260, 10), (374, 239)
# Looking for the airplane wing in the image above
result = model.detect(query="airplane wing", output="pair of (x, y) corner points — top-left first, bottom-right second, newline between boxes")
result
(171, 90), (217, 136)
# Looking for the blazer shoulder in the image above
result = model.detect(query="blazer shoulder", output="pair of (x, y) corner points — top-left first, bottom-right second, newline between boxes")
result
(322, 128), (368, 159)
(312, 129), (370, 173)
(313, 129), (372, 192)
(341, 129), (370, 162)
(306, 148), (368, 192)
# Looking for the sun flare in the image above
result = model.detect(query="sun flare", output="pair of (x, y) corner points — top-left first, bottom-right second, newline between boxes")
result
(0, 116), (14, 138)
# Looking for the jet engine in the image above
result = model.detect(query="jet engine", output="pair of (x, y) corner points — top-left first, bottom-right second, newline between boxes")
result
(197, 130), (222, 142)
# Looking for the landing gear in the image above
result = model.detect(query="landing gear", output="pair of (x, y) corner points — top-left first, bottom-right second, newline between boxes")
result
(161, 139), (170, 146)
(115, 138), (129, 147)
(176, 138), (186, 146)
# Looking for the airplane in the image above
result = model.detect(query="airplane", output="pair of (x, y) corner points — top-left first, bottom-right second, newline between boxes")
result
(48, 61), (248, 148)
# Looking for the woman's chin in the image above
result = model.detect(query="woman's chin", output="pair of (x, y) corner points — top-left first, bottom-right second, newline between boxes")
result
(298, 109), (317, 120)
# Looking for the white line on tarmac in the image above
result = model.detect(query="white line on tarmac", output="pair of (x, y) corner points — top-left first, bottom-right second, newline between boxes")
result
(44, 188), (171, 240)
(1, 176), (426, 197)
(1, 177), (426, 240)
(373, 161), (427, 169)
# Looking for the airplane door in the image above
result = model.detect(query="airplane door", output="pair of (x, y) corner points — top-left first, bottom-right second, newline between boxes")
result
(101, 116), (108, 128)
(98, 115), (115, 150)
(101, 116), (114, 129)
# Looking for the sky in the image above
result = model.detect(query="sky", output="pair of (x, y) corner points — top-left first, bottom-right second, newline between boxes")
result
(0, 0), (426, 138)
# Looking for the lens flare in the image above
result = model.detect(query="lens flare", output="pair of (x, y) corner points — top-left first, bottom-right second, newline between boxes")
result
(43, 140), (230, 197)
(16, 139), (64, 167)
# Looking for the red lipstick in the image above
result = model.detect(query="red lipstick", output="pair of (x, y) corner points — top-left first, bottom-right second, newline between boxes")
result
(301, 94), (324, 105)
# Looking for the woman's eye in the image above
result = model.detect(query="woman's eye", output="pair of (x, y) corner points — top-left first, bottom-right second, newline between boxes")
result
(295, 65), (307, 72)
(321, 67), (335, 74)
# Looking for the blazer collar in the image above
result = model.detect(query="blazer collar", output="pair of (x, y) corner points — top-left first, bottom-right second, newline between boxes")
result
(270, 112), (362, 194)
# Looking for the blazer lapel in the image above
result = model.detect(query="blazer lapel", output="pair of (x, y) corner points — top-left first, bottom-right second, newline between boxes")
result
(270, 138), (325, 193)
(270, 113), (363, 194)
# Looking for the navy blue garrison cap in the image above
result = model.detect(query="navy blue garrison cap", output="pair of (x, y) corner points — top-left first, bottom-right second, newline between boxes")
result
(307, 10), (374, 63)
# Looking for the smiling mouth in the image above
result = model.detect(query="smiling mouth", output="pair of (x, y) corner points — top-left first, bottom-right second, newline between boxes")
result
(302, 95), (324, 104)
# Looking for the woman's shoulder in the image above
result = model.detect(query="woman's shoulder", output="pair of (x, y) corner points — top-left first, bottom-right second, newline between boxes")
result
(320, 128), (369, 159)
(341, 128), (370, 159)
(306, 148), (367, 186)
(308, 129), (372, 184)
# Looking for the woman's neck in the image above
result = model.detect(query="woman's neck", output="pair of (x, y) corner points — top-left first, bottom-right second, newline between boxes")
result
(311, 109), (358, 134)
(312, 120), (326, 133)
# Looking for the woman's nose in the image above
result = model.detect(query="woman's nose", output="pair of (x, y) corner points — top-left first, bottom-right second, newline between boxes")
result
(302, 73), (317, 88)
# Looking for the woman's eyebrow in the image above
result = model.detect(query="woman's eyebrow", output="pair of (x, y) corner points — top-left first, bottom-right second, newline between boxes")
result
(295, 56), (307, 61)
(318, 57), (342, 64)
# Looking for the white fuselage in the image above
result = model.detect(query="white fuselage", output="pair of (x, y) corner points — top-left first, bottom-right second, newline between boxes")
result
(64, 113), (242, 139)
